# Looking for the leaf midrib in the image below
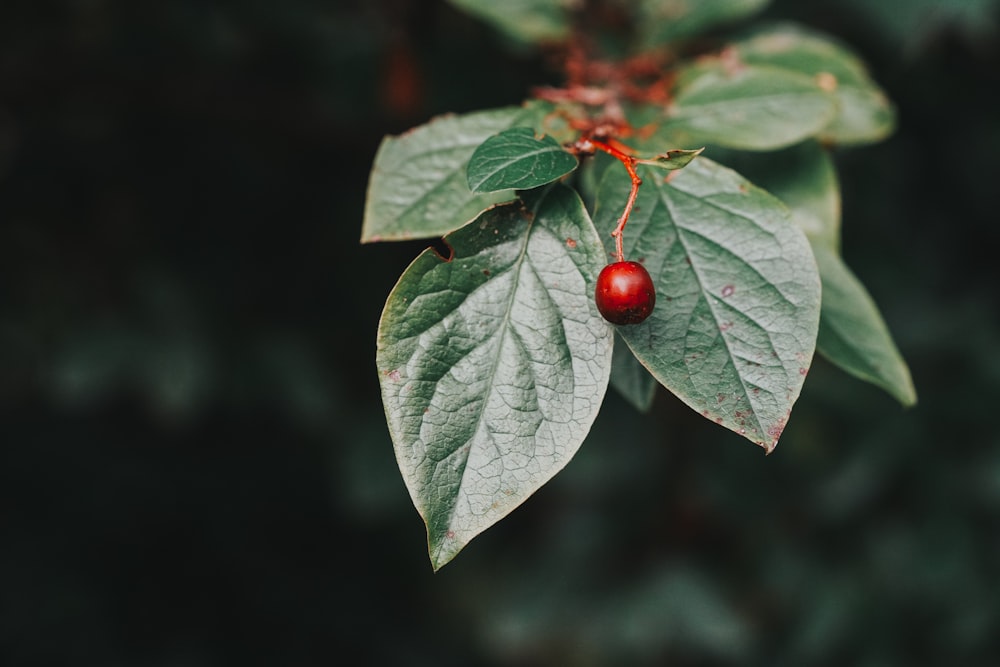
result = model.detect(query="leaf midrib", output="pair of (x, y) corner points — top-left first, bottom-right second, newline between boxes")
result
(427, 198), (541, 556)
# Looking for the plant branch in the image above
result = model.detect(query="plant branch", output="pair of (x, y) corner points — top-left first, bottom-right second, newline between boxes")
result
(571, 137), (642, 263)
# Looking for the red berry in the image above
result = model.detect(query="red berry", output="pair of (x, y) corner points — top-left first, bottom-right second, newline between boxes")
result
(595, 261), (656, 325)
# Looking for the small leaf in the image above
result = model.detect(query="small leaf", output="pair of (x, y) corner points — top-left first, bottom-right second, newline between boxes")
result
(594, 157), (821, 452)
(733, 23), (896, 145)
(446, 0), (572, 44)
(663, 64), (838, 151)
(637, 147), (706, 171)
(813, 246), (917, 407)
(377, 185), (613, 570)
(467, 127), (579, 193)
(637, 0), (771, 47)
(610, 334), (659, 413)
(361, 102), (554, 243)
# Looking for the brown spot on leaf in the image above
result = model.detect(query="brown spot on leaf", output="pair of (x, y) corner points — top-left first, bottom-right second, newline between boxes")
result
(767, 421), (785, 441)
(565, 237), (577, 249)
(719, 46), (745, 76)
(721, 285), (735, 298)
(816, 71), (838, 92)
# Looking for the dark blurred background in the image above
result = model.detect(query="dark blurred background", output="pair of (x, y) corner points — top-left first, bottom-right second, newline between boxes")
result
(1, 0), (998, 665)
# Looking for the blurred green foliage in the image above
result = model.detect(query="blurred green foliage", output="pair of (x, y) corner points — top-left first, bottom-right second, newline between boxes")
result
(1, 0), (999, 664)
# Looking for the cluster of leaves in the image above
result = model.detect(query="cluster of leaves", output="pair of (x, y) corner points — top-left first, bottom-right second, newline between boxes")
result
(361, 0), (916, 570)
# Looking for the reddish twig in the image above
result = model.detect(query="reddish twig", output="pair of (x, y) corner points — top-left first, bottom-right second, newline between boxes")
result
(544, 38), (680, 263)
(572, 137), (642, 262)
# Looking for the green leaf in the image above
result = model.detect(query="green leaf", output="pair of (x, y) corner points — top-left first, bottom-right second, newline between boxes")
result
(610, 334), (659, 413)
(594, 157), (821, 452)
(663, 64), (838, 151)
(637, 147), (706, 171)
(361, 103), (554, 243)
(376, 184), (613, 570)
(820, 86), (895, 146)
(709, 141), (841, 248)
(711, 142), (915, 405)
(813, 246), (917, 407)
(733, 23), (896, 145)
(637, 0), (771, 47)
(467, 127), (578, 193)
(446, 0), (571, 44)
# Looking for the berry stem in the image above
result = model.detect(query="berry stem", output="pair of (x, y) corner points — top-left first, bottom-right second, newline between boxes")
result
(588, 139), (642, 263)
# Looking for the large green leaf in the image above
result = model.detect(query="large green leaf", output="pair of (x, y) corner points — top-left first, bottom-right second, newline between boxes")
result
(446, 0), (571, 44)
(467, 127), (578, 193)
(361, 103), (554, 243)
(713, 141), (915, 405)
(594, 157), (821, 452)
(813, 246), (917, 406)
(662, 64), (838, 151)
(733, 23), (896, 145)
(376, 185), (613, 570)
(637, 0), (771, 47)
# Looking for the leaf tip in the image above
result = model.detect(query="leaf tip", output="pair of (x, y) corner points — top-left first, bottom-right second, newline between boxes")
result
(760, 411), (791, 454)
(896, 366), (918, 408)
(428, 528), (464, 572)
(897, 383), (918, 409)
